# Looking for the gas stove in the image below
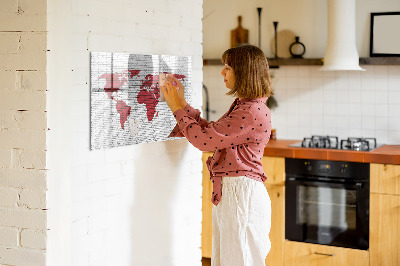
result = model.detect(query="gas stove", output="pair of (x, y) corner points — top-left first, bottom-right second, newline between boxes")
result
(289, 135), (381, 151)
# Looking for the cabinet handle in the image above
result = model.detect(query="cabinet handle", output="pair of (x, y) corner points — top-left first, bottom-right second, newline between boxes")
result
(314, 252), (335, 257)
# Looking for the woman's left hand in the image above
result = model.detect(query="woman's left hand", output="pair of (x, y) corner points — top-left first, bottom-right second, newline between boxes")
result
(161, 75), (184, 113)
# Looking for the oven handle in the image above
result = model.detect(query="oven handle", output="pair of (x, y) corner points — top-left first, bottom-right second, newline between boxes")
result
(286, 177), (364, 189)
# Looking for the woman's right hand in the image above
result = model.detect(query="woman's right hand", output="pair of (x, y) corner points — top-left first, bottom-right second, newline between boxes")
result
(167, 75), (187, 108)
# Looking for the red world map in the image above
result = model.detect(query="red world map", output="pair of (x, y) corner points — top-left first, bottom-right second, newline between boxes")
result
(99, 71), (186, 130)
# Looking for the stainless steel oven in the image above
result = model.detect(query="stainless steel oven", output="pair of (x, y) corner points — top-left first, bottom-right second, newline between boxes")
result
(285, 158), (369, 250)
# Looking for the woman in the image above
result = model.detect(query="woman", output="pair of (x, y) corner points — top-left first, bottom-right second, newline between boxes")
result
(162, 44), (273, 266)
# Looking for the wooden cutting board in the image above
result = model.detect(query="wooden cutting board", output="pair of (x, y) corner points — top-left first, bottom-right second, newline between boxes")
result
(231, 16), (249, 48)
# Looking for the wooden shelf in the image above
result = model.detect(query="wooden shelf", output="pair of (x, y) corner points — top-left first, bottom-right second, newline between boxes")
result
(268, 58), (322, 67)
(203, 57), (400, 67)
(203, 58), (323, 67)
(359, 57), (400, 65)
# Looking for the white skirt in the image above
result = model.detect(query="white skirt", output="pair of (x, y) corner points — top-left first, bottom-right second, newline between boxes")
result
(212, 176), (271, 266)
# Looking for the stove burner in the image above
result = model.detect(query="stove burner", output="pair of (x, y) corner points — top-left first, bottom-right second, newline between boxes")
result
(340, 137), (377, 151)
(301, 135), (339, 149)
(294, 136), (378, 151)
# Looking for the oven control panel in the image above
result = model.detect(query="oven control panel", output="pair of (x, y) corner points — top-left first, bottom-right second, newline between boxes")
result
(286, 158), (369, 180)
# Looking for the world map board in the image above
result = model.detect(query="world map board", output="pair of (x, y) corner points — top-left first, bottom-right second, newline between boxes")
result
(90, 52), (192, 150)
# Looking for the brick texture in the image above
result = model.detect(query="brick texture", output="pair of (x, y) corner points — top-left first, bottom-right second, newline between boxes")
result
(0, 227), (19, 247)
(46, 0), (203, 265)
(0, 0), (47, 264)
(0, 247), (46, 266)
(0, 187), (19, 208)
(21, 229), (46, 249)
(19, 189), (47, 209)
(0, 208), (46, 230)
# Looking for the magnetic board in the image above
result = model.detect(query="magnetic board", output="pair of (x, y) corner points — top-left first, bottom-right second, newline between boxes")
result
(90, 52), (192, 150)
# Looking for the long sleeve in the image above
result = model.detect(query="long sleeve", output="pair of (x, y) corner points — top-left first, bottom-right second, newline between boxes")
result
(172, 105), (257, 152)
(168, 104), (211, 138)
(170, 97), (271, 206)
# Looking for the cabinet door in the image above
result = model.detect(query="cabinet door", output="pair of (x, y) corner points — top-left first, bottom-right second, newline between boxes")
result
(202, 152), (213, 258)
(261, 156), (285, 185)
(370, 163), (400, 195)
(370, 193), (400, 266)
(264, 184), (284, 266)
(284, 241), (369, 266)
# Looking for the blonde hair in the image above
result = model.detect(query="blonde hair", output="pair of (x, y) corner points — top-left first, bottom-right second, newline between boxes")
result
(221, 44), (273, 99)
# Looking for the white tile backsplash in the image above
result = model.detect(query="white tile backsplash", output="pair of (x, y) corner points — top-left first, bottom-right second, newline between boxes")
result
(374, 90), (388, 104)
(374, 77), (388, 91)
(388, 91), (400, 104)
(298, 77), (311, 89)
(361, 104), (374, 117)
(203, 65), (400, 144)
(388, 76), (400, 91)
(336, 90), (349, 103)
(285, 66), (299, 77)
(375, 104), (389, 117)
(389, 104), (400, 117)
(336, 115), (348, 129)
(336, 103), (349, 116)
(389, 117), (400, 131)
(286, 77), (299, 89)
(375, 117), (389, 129)
(374, 65), (388, 77)
(375, 130), (389, 144)
(362, 89), (375, 103)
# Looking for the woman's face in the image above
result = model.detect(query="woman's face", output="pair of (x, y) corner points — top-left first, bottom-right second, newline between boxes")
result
(220, 64), (235, 89)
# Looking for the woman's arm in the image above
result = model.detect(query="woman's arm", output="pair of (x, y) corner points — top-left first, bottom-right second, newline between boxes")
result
(164, 76), (211, 137)
(172, 106), (256, 152)
(168, 103), (212, 138)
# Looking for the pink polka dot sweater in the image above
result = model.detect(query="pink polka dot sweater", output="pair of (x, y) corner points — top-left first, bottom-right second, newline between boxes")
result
(169, 97), (271, 206)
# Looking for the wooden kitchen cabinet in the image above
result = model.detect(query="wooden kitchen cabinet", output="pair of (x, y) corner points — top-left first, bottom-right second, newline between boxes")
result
(370, 163), (400, 266)
(201, 154), (286, 265)
(284, 241), (369, 266)
(202, 152), (213, 258)
(370, 163), (400, 195)
(262, 156), (285, 266)
(370, 193), (400, 266)
(261, 156), (285, 186)
(264, 184), (285, 266)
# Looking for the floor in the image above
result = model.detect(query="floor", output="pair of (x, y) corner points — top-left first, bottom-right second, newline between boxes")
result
(202, 257), (211, 266)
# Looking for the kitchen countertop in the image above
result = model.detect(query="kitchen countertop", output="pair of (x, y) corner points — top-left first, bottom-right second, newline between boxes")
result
(263, 139), (400, 165)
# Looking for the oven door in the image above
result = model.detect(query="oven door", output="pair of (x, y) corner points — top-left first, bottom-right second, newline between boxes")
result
(285, 177), (369, 250)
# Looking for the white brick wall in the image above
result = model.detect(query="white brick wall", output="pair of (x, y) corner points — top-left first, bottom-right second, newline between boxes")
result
(0, 0), (48, 265)
(47, 1), (203, 266)
(2, 0), (204, 264)
(21, 229), (47, 250)
(0, 187), (19, 208)
(0, 227), (19, 247)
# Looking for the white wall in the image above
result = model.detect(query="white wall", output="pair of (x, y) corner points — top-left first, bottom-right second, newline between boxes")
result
(203, 0), (400, 145)
(203, 0), (400, 58)
(47, 0), (203, 266)
(204, 0), (326, 59)
(0, 0), (48, 265)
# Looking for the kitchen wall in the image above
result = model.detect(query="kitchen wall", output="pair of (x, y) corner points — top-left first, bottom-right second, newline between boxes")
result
(46, 0), (203, 265)
(203, 0), (400, 144)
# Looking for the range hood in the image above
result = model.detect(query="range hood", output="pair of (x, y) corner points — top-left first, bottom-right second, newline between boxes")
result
(320, 0), (365, 71)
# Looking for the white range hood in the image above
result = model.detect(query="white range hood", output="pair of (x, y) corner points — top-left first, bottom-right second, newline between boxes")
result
(320, 0), (365, 71)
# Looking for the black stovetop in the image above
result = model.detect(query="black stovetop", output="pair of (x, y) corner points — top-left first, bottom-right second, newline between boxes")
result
(289, 135), (382, 151)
